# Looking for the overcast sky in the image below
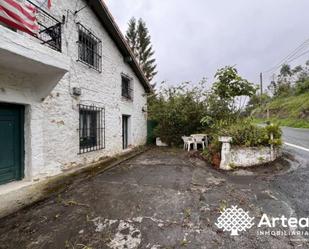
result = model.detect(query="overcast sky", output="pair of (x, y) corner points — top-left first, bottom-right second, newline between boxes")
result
(105, 0), (309, 89)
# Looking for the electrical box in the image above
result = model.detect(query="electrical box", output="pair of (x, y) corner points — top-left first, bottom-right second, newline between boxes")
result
(72, 87), (82, 96)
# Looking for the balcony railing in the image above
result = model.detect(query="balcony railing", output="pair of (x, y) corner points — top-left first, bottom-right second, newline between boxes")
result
(26, 0), (62, 52)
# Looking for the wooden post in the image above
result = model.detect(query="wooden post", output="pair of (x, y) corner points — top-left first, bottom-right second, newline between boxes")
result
(260, 72), (263, 107)
(270, 132), (274, 160)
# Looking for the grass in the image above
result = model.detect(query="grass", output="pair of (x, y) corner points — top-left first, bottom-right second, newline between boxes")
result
(253, 117), (309, 129)
(252, 92), (309, 129)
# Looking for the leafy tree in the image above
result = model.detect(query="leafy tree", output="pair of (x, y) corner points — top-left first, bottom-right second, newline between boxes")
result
(245, 93), (271, 115)
(295, 78), (309, 95)
(126, 17), (157, 85)
(201, 66), (256, 128)
(269, 62), (309, 97)
(212, 66), (256, 101)
(280, 64), (292, 77)
(148, 80), (208, 145)
(268, 79), (292, 97)
(269, 64), (292, 97)
(292, 65), (303, 74)
(294, 61), (309, 95)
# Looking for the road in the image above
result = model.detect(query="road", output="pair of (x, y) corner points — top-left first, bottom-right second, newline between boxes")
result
(271, 126), (309, 230)
(282, 126), (309, 155)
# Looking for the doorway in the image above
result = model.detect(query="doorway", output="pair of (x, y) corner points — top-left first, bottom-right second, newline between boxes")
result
(0, 103), (24, 185)
(122, 115), (130, 149)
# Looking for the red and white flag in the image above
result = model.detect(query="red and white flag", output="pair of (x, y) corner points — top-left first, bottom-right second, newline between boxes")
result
(0, 0), (40, 35)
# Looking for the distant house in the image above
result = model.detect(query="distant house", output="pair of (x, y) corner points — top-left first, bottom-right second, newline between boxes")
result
(0, 0), (151, 188)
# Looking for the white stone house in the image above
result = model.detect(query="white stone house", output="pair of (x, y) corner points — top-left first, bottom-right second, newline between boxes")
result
(0, 0), (151, 188)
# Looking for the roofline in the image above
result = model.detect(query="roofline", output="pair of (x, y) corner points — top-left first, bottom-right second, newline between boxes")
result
(87, 0), (152, 93)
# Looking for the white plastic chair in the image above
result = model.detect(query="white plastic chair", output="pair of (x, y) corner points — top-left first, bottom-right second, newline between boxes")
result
(194, 136), (206, 150)
(181, 136), (195, 151)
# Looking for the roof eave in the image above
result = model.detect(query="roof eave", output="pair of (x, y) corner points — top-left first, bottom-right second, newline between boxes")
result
(87, 0), (152, 93)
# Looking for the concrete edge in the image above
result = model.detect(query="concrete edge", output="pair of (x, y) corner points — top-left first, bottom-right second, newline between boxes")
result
(0, 146), (149, 219)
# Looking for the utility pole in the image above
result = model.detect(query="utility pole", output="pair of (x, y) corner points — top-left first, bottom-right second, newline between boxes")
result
(260, 72), (263, 96)
(260, 72), (263, 106)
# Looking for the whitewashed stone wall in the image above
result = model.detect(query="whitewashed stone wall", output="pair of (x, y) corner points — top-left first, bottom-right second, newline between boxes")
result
(0, 0), (147, 181)
(219, 136), (282, 170)
(229, 147), (282, 168)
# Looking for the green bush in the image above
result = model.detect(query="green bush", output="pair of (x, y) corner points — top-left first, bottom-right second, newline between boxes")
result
(202, 120), (282, 166)
(148, 81), (208, 146)
(210, 119), (282, 148)
(148, 66), (257, 147)
(295, 79), (309, 95)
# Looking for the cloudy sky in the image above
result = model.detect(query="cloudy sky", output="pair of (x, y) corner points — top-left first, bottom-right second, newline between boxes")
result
(105, 0), (309, 89)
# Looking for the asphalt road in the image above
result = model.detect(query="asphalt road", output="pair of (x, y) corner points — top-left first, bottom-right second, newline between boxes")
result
(282, 126), (309, 162)
(282, 126), (309, 153)
(271, 126), (309, 232)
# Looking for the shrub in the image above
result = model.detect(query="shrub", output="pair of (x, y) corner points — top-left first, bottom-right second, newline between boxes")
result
(148, 81), (208, 146)
(202, 119), (282, 167)
(208, 119), (282, 149)
(295, 79), (309, 95)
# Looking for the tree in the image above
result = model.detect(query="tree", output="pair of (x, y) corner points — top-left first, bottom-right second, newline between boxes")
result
(148, 80), (208, 146)
(268, 63), (309, 97)
(245, 93), (270, 115)
(294, 61), (309, 95)
(125, 18), (138, 57)
(212, 66), (256, 114)
(280, 64), (292, 77)
(201, 66), (256, 128)
(126, 17), (157, 85)
(212, 66), (256, 101)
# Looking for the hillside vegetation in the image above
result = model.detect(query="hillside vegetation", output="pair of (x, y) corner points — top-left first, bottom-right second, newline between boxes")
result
(248, 61), (309, 128)
(253, 92), (309, 128)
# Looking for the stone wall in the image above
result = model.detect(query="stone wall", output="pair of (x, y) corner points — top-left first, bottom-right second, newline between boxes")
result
(219, 137), (282, 170)
(0, 0), (147, 181)
(229, 147), (282, 168)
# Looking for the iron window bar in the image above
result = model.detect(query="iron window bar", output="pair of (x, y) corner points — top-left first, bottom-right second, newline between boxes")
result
(26, 0), (62, 52)
(77, 22), (102, 72)
(121, 75), (133, 100)
(78, 104), (105, 154)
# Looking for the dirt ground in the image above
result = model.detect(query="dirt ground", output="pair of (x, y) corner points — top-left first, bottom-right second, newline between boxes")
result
(0, 147), (308, 249)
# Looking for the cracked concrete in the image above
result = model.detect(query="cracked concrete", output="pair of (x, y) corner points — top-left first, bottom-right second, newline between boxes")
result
(0, 147), (308, 249)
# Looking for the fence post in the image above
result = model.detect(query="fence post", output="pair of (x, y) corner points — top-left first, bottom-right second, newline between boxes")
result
(219, 136), (233, 170)
(270, 132), (274, 160)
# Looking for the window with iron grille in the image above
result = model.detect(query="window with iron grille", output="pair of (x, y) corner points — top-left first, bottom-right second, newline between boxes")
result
(121, 75), (133, 100)
(77, 23), (102, 72)
(79, 104), (105, 154)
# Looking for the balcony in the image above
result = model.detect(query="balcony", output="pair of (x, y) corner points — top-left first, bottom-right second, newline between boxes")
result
(26, 0), (62, 52)
(0, 1), (70, 103)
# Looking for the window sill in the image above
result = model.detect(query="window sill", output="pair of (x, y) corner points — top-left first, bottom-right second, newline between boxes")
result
(121, 96), (133, 102)
(77, 59), (102, 73)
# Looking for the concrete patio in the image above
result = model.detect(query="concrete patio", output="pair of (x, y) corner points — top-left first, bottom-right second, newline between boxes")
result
(0, 147), (307, 249)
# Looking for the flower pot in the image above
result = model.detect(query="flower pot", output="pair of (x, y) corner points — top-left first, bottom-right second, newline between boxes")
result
(212, 153), (221, 168)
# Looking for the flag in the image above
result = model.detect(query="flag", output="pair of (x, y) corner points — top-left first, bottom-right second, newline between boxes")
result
(0, 0), (39, 35)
